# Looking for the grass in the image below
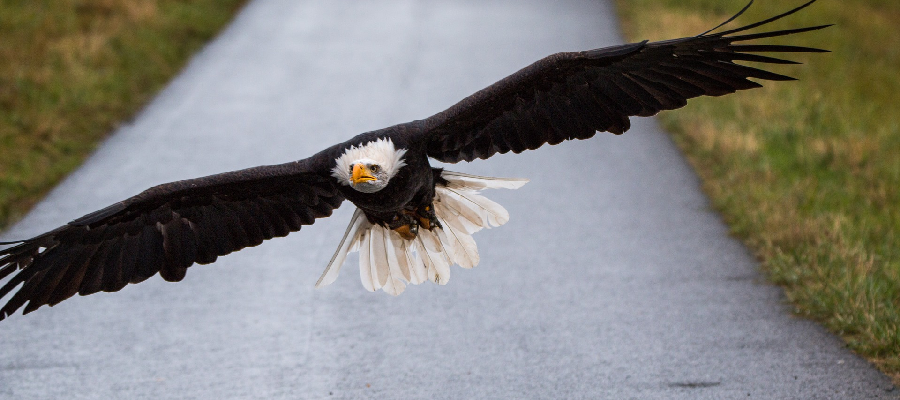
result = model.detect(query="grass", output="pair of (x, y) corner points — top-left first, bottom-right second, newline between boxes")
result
(0, 0), (247, 229)
(616, 0), (900, 378)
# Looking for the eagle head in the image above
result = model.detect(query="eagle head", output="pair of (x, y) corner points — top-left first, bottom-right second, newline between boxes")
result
(331, 138), (407, 193)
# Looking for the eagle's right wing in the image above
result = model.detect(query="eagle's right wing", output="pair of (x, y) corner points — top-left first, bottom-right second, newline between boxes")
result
(0, 158), (344, 321)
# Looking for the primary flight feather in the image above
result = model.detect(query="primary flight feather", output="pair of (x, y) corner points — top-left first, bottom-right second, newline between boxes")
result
(0, 0), (829, 320)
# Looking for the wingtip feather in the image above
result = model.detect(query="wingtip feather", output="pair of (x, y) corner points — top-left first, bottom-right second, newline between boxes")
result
(716, 0), (821, 37)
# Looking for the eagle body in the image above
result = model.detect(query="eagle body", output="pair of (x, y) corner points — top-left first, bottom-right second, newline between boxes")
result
(0, 1), (830, 320)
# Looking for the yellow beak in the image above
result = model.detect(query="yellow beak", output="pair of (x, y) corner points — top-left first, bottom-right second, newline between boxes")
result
(351, 164), (377, 185)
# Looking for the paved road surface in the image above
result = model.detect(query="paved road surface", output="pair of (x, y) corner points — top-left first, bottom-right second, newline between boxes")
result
(1, 0), (895, 399)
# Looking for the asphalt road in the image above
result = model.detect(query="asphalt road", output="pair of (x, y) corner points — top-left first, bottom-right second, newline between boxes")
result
(1, 0), (895, 399)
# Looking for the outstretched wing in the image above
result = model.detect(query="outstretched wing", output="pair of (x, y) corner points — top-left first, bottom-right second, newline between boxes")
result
(421, 0), (829, 163)
(0, 158), (343, 320)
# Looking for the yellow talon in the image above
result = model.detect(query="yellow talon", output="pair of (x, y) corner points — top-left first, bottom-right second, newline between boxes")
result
(393, 224), (417, 240)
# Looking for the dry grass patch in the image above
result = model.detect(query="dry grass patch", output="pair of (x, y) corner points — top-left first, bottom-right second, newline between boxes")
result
(0, 0), (247, 228)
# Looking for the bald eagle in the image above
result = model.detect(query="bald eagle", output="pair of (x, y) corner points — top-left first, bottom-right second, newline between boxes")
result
(0, 1), (828, 320)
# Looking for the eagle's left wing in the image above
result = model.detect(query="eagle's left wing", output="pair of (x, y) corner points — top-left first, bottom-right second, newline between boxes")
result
(420, 0), (829, 163)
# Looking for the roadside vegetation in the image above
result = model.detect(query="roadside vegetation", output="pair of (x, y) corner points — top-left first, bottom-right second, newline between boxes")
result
(0, 0), (246, 228)
(616, 0), (900, 378)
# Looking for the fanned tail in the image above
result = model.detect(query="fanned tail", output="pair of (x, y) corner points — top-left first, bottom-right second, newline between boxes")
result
(315, 170), (527, 294)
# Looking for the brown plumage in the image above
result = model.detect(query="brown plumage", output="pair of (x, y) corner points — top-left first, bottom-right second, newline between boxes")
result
(0, 0), (829, 320)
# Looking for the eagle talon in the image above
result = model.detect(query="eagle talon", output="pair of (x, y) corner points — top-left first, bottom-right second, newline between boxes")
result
(389, 212), (419, 240)
(386, 204), (439, 240)
(392, 224), (418, 240)
(416, 204), (441, 231)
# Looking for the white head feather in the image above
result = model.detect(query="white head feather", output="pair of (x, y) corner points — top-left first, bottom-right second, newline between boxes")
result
(331, 138), (407, 191)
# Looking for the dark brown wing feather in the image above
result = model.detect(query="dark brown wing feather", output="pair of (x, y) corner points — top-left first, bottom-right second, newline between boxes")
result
(422, 0), (830, 163)
(0, 158), (343, 320)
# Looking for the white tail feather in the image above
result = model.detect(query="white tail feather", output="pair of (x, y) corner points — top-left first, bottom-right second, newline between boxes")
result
(377, 226), (406, 296)
(369, 227), (388, 288)
(432, 202), (480, 269)
(405, 238), (428, 284)
(316, 209), (370, 288)
(435, 226), (479, 269)
(384, 231), (409, 282)
(437, 189), (485, 231)
(439, 199), (482, 235)
(443, 188), (509, 227)
(316, 170), (526, 294)
(440, 171), (528, 190)
(358, 229), (376, 291)
(388, 232), (427, 285)
(418, 229), (451, 285)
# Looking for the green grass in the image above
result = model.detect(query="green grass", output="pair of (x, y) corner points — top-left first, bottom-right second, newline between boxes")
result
(0, 0), (246, 228)
(616, 0), (900, 378)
